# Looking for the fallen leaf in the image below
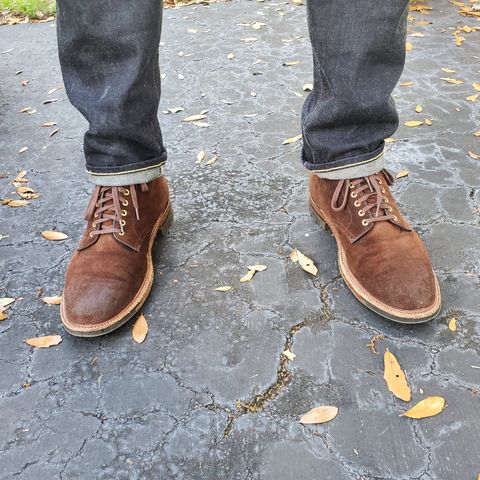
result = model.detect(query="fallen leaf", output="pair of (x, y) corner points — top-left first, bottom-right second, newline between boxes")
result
(300, 406), (338, 425)
(282, 349), (296, 361)
(396, 170), (409, 179)
(399, 81), (414, 86)
(240, 264), (267, 283)
(14, 170), (28, 182)
(196, 149), (206, 163)
(384, 351), (411, 401)
(0, 311), (7, 321)
(468, 151), (480, 160)
(41, 231), (69, 241)
(205, 155), (218, 166)
(282, 134), (302, 145)
(24, 335), (62, 348)
(0, 298), (15, 308)
(424, 118), (433, 126)
(18, 146), (28, 154)
(41, 296), (62, 305)
(404, 120), (424, 127)
(415, 104), (423, 113)
(132, 313), (148, 343)
(41, 121), (57, 127)
(473, 83), (480, 92)
(406, 41), (413, 51)
(49, 128), (60, 137)
(290, 249), (318, 276)
(214, 286), (232, 292)
(466, 94), (480, 102)
(183, 114), (207, 122)
(2, 199), (29, 207)
(441, 67), (456, 73)
(440, 77), (464, 84)
(400, 396), (446, 419)
(448, 317), (457, 332)
(474, 130), (480, 137)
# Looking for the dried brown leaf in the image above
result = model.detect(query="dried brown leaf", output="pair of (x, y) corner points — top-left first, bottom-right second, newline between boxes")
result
(25, 335), (62, 348)
(400, 396), (446, 419)
(300, 406), (338, 425)
(132, 313), (148, 343)
(41, 296), (62, 305)
(384, 351), (411, 401)
(41, 231), (68, 241)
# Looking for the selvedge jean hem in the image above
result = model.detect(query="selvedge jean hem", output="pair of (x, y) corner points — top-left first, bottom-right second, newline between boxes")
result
(87, 159), (166, 186)
(305, 145), (385, 180)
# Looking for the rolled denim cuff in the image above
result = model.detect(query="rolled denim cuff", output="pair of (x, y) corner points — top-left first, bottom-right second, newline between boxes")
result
(311, 150), (385, 180)
(87, 162), (165, 186)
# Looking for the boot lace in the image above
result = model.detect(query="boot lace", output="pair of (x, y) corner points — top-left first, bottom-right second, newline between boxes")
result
(331, 170), (397, 227)
(85, 184), (148, 237)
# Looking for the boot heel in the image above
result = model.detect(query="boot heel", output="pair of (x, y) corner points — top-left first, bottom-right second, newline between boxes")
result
(159, 206), (173, 235)
(309, 203), (331, 231)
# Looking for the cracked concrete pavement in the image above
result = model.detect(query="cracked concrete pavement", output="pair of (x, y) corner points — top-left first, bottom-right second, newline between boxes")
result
(1, 0), (480, 478)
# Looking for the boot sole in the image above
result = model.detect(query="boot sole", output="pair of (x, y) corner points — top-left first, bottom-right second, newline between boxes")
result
(60, 203), (173, 337)
(309, 201), (441, 324)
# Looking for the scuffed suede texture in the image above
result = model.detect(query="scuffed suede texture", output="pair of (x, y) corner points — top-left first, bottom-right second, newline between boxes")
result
(62, 177), (170, 331)
(309, 172), (439, 314)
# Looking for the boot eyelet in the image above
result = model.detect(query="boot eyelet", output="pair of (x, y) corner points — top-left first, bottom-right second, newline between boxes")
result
(354, 200), (361, 207)
(94, 213), (98, 218)
(89, 232), (94, 238)
(387, 206), (393, 212)
(358, 210), (365, 217)
(124, 189), (130, 196)
(384, 198), (389, 203)
(122, 200), (129, 207)
(351, 192), (357, 198)
(378, 180), (383, 185)
(92, 222), (96, 228)
(95, 202), (100, 208)
(118, 231), (125, 236)
(349, 183), (355, 189)
(381, 188), (386, 193)
(120, 220), (126, 227)
(121, 209), (127, 216)
(362, 219), (369, 226)
(393, 215), (398, 221)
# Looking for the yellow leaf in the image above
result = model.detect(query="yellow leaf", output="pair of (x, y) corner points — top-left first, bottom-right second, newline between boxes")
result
(424, 118), (433, 126)
(240, 269), (256, 283)
(473, 83), (480, 92)
(466, 94), (480, 102)
(400, 396), (446, 419)
(440, 77), (464, 84)
(383, 351), (411, 401)
(24, 335), (62, 348)
(282, 134), (302, 145)
(384, 138), (396, 143)
(41, 231), (68, 241)
(474, 130), (480, 137)
(214, 286), (232, 292)
(300, 406), (338, 425)
(295, 249), (318, 276)
(41, 296), (62, 305)
(205, 155), (218, 166)
(289, 249), (299, 262)
(0, 311), (7, 321)
(4, 199), (29, 207)
(183, 114), (207, 122)
(396, 170), (409, 179)
(441, 67), (456, 73)
(196, 149), (206, 163)
(282, 349), (296, 361)
(448, 317), (457, 332)
(132, 313), (148, 344)
(0, 298), (15, 308)
(406, 41), (413, 51)
(18, 146), (28, 154)
(415, 104), (423, 113)
(404, 120), (424, 127)
(14, 170), (28, 182)
(399, 81), (414, 86)
(468, 151), (480, 160)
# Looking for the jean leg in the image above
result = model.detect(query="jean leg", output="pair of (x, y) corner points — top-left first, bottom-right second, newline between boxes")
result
(302, 0), (409, 179)
(56, 0), (166, 185)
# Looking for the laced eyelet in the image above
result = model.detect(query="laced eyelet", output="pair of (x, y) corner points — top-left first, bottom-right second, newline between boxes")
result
(358, 210), (365, 217)
(95, 202), (100, 208)
(354, 200), (361, 207)
(362, 219), (369, 227)
(121, 209), (127, 216)
(120, 220), (126, 227)
(124, 189), (130, 196)
(384, 197), (389, 203)
(387, 206), (393, 212)
(378, 180), (383, 185)
(351, 192), (357, 198)
(349, 183), (355, 189)
(92, 222), (96, 228)
(122, 200), (129, 207)
(381, 188), (386, 193)
(393, 215), (398, 221)
(94, 213), (98, 218)
(89, 232), (94, 238)
(118, 231), (125, 236)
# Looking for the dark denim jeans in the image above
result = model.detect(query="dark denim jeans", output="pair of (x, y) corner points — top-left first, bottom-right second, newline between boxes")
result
(56, 0), (408, 184)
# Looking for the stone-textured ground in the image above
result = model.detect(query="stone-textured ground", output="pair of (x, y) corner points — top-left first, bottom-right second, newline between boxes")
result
(1, 1), (479, 478)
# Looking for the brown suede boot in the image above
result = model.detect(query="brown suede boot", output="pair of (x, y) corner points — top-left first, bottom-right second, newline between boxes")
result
(61, 177), (172, 337)
(309, 170), (441, 323)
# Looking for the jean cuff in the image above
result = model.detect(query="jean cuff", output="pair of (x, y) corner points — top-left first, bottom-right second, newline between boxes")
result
(310, 150), (385, 180)
(87, 162), (165, 186)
